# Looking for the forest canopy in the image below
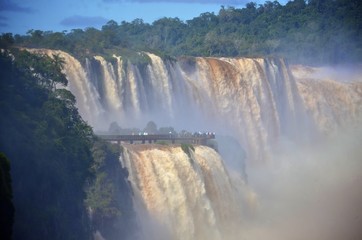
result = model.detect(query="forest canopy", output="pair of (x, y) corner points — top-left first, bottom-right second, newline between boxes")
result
(0, 49), (135, 239)
(2, 0), (361, 65)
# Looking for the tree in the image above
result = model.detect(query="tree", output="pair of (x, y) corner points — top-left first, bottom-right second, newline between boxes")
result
(144, 121), (157, 134)
(12, 50), (67, 90)
(0, 33), (14, 48)
(102, 20), (122, 47)
(0, 153), (14, 240)
(0, 50), (93, 240)
(158, 127), (176, 135)
(11, 0), (362, 64)
(108, 121), (122, 134)
(86, 140), (136, 240)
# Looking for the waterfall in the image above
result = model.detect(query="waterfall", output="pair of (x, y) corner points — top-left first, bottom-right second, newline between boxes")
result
(26, 49), (362, 164)
(291, 65), (362, 134)
(120, 145), (254, 240)
(145, 53), (174, 117)
(25, 49), (362, 240)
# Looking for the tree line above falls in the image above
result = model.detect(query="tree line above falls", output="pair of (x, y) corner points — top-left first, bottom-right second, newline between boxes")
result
(1, 0), (361, 65)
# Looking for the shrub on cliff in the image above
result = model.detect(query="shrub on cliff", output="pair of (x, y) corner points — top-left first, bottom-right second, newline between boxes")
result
(181, 143), (195, 158)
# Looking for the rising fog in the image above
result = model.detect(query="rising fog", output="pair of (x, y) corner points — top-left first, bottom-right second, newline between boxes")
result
(29, 48), (362, 240)
(242, 121), (362, 240)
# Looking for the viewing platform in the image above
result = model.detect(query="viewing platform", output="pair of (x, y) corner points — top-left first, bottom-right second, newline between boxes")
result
(97, 133), (215, 145)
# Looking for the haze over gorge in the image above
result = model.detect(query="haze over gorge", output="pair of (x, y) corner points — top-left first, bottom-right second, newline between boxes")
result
(26, 48), (362, 240)
(2, 1), (362, 239)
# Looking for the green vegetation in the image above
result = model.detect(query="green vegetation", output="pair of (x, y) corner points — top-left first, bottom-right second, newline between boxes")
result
(107, 120), (177, 135)
(0, 49), (93, 239)
(86, 141), (135, 240)
(144, 121), (158, 134)
(0, 49), (135, 239)
(156, 140), (169, 145)
(2, 0), (362, 65)
(0, 153), (14, 240)
(181, 143), (195, 158)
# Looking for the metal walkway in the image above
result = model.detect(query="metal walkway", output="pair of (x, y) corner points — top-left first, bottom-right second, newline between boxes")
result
(97, 133), (215, 144)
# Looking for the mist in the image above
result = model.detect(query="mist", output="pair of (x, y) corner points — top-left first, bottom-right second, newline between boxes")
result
(25, 48), (362, 240)
(243, 123), (362, 240)
(3, 1), (362, 239)
(239, 65), (362, 240)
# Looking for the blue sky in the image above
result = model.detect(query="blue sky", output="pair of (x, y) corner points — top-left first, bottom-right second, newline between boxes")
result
(0, 0), (288, 35)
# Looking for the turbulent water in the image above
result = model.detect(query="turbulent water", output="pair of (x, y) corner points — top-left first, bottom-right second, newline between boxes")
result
(291, 65), (362, 134)
(27, 49), (362, 161)
(121, 144), (254, 240)
(27, 49), (332, 164)
(26, 49), (362, 240)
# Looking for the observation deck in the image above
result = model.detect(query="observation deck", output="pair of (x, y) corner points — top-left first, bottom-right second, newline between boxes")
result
(97, 133), (215, 145)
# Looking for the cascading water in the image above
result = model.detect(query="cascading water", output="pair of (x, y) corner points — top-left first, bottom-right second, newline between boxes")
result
(25, 49), (362, 240)
(291, 65), (362, 134)
(120, 144), (254, 240)
(27, 49), (362, 163)
(29, 49), (318, 164)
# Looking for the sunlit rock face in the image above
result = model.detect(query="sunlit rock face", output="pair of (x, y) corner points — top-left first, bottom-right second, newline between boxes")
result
(120, 144), (254, 240)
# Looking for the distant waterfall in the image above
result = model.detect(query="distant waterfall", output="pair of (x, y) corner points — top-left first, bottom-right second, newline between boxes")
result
(26, 49), (362, 164)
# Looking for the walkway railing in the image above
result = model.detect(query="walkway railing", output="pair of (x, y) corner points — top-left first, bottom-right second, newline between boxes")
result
(97, 133), (215, 144)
